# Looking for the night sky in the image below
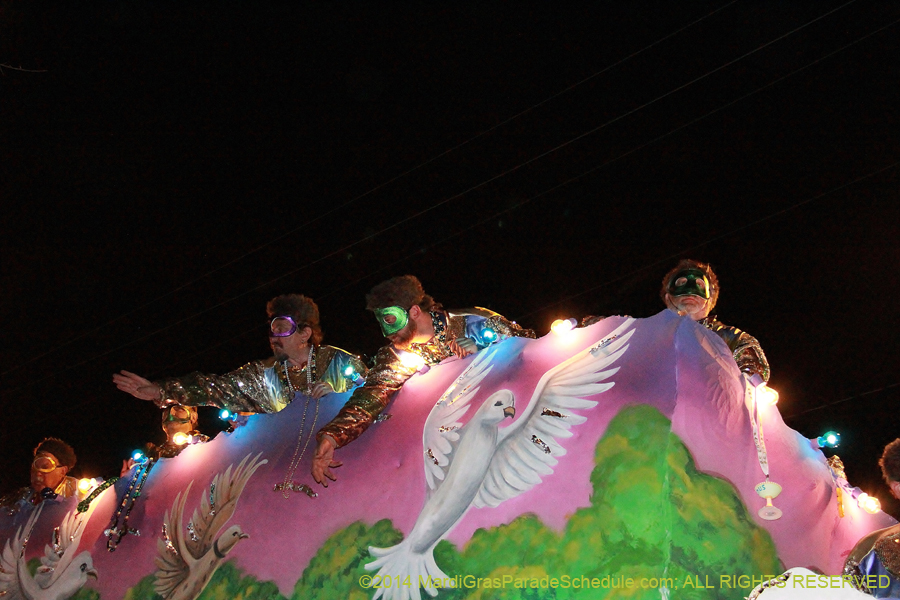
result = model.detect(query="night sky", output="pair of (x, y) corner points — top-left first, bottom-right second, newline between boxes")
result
(2, 2), (898, 518)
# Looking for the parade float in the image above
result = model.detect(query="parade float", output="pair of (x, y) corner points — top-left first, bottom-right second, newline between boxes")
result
(2, 311), (894, 600)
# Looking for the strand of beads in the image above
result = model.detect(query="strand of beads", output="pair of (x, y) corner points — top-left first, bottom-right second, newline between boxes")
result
(105, 457), (156, 551)
(275, 346), (320, 498)
(77, 477), (119, 513)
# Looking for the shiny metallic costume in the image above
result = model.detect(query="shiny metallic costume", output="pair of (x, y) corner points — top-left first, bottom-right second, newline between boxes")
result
(318, 309), (535, 448)
(0, 477), (79, 516)
(700, 316), (770, 382)
(843, 524), (900, 597)
(153, 345), (367, 414)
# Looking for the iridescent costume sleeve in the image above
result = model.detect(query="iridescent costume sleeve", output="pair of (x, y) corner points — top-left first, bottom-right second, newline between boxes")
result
(703, 318), (771, 382)
(317, 346), (368, 393)
(316, 345), (420, 448)
(317, 310), (535, 449)
(154, 345), (367, 414)
(154, 359), (283, 413)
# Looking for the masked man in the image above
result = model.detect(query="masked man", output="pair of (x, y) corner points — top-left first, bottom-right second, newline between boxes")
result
(661, 259), (770, 383)
(312, 275), (535, 487)
(843, 438), (900, 598)
(120, 404), (209, 478)
(1, 438), (79, 516)
(113, 294), (367, 413)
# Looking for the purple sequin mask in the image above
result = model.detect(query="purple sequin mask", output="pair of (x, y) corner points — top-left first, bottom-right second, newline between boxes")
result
(269, 315), (301, 337)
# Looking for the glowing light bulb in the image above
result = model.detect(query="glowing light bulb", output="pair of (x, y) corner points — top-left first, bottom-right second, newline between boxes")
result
(857, 493), (881, 514)
(551, 318), (577, 335)
(172, 432), (190, 446)
(756, 384), (779, 406)
(219, 409), (232, 420)
(343, 365), (355, 377)
(817, 431), (841, 448)
(77, 478), (94, 493)
(397, 351), (426, 371)
(131, 450), (145, 462)
(482, 328), (497, 342)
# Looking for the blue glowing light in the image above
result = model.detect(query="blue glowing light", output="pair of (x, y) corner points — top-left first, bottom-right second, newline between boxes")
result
(483, 328), (497, 341)
(131, 450), (145, 462)
(343, 365), (362, 382)
(220, 409), (232, 420)
(817, 431), (841, 448)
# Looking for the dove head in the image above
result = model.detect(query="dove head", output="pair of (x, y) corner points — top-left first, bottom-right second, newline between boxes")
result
(476, 390), (516, 425)
(53, 551), (97, 596)
(216, 525), (249, 556)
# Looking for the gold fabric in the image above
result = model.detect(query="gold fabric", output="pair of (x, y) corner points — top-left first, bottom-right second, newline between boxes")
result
(700, 316), (770, 382)
(318, 309), (535, 448)
(154, 345), (367, 414)
(0, 476), (79, 516)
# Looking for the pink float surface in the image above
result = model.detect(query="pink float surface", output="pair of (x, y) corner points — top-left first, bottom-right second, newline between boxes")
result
(2, 311), (893, 599)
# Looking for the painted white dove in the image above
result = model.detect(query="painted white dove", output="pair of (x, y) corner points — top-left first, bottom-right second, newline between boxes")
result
(366, 318), (636, 600)
(0, 505), (98, 600)
(153, 452), (267, 600)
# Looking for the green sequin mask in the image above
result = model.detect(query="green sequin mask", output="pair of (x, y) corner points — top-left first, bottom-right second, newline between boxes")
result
(667, 268), (711, 299)
(374, 306), (409, 336)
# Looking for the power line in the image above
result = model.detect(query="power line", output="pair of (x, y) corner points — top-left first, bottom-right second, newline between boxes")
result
(782, 383), (900, 419)
(0, 1), (740, 379)
(3, 5), (892, 402)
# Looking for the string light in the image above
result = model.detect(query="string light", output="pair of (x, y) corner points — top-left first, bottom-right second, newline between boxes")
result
(131, 450), (146, 463)
(817, 431), (841, 448)
(77, 478), (99, 494)
(482, 328), (497, 342)
(756, 383), (779, 406)
(219, 409), (233, 421)
(171, 432), (191, 446)
(550, 318), (577, 334)
(855, 492), (882, 514)
(343, 365), (361, 382)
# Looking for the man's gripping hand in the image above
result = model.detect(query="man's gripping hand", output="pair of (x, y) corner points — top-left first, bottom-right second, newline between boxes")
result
(311, 435), (342, 487)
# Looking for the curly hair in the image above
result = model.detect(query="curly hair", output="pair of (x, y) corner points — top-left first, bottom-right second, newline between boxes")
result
(660, 259), (721, 311)
(879, 438), (900, 483)
(34, 437), (77, 468)
(365, 275), (439, 312)
(266, 294), (323, 346)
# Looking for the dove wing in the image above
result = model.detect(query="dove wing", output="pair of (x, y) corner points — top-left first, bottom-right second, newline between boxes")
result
(37, 509), (86, 587)
(0, 505), (45, 600)
(421, 347), (499, 494)
(154, 483), (193, 599)
(474, 319), (636, 508)
(186, 453), (267, 558)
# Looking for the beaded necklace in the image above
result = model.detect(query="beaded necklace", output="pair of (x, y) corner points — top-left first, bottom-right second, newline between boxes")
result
(273, 345), (319, 499)
(105, 457), (156, 551)
(77, 478), (119, 513)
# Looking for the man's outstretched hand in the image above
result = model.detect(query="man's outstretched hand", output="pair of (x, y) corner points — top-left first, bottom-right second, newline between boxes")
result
(113, 370), (162, 401)
(311, 435), (342, 487)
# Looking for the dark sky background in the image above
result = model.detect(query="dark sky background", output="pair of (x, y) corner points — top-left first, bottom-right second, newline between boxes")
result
(2, 2), (898, 518)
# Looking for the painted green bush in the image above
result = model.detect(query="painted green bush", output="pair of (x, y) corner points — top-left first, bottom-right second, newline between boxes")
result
(295, 405), (780, 599)
(118, 404), (782, 600)
(123, 562), (285, 600)
(291, 519), (404, 600)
